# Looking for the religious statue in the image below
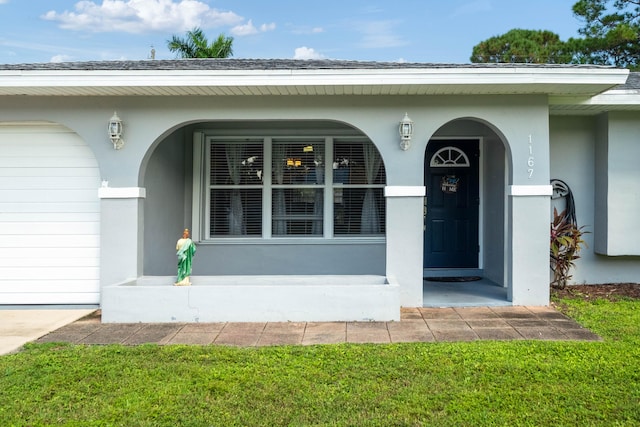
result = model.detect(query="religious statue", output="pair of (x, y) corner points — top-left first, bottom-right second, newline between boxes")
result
(175, 228), (196, 286)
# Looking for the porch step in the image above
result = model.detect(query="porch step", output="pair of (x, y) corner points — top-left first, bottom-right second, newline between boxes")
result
(423, 268), (483, 278)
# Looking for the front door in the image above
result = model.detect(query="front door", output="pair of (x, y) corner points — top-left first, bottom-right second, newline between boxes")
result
(424, 140), (479, 268)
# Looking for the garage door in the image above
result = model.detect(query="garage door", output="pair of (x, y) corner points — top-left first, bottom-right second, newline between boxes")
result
(0, 123), (100, 304)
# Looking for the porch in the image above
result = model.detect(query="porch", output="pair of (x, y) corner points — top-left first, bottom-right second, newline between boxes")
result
(423, 268), (510, 307)
(101, 275), (399, 323)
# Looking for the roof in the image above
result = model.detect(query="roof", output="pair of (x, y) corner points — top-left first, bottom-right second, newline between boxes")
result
(0, 58), (627, 71)
(549, 71), (640, 114)
(0, 59), (630, 98)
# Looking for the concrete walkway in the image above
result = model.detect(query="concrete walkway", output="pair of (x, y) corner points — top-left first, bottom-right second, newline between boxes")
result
(0, 309), (96, 355)
(7, 306), (600, 351)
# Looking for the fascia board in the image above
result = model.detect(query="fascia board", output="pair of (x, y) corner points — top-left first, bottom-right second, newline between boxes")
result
(0, 67), (629, 98)
(550, 90), (640, 106)
(0, 67), (629, 87)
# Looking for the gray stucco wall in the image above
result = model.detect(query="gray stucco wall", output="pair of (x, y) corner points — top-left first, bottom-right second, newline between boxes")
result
(550, 115), (640, 284)
(594, 114), (609, 254)
(600, 112), (640, 255)
(142, 128), (188, 275)
(482, 137), (506, 285)
(1, 93), (555, 306)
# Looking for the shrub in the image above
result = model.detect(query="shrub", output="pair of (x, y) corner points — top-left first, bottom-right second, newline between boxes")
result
(550, 208), (588, 289)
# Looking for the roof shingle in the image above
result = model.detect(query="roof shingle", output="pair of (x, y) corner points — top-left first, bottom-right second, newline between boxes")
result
(0, 58), (622, 72)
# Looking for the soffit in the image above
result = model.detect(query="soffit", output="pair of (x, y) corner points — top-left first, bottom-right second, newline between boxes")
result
(550, 89), (640, 115)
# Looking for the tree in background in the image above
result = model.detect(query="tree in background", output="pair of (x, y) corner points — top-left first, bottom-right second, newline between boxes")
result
(167, 27), (234, 59)
(471, 0), (640, 69)
(572, 0), (640, 69)
(470, 29), (573, 63)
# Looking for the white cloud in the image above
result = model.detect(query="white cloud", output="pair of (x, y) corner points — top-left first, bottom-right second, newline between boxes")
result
(50, 54), (73, 63)
(231, 19), (257, 36)
(0, 0), (9, 4)
(293, 46), (324, 60)
(230, 19), (276, 36)
(42, 0), (243, 33)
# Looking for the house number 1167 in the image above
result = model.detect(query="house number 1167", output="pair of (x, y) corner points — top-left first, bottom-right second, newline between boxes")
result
(527, 135), (534, 179)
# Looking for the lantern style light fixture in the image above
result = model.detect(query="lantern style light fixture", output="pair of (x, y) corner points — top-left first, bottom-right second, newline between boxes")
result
(108, 111), (124, 150)
(398, 112), (414, 151)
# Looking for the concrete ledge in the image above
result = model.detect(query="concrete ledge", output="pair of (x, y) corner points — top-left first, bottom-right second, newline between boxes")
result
(508, 185), (552, 196)
(98, 187), (146, 199)
(384, 186), (426, 197)
(102, 275), (400, 323)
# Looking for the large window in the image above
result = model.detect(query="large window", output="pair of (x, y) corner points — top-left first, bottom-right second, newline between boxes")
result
(198, 134), (385, 240)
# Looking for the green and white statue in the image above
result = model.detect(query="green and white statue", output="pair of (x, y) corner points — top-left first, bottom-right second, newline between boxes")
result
(175, 228), (196, 286)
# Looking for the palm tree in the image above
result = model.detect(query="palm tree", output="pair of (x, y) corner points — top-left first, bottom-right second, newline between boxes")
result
(167, 27), (234, 58)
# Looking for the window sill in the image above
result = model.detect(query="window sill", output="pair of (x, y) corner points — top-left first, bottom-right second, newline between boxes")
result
(195, 237), (385, 245)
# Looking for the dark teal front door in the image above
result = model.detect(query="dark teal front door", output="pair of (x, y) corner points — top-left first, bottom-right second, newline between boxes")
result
(424, 140), (479, 268)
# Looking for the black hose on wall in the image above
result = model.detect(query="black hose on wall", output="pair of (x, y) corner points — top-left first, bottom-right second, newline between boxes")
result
(550, 179), (577, 225)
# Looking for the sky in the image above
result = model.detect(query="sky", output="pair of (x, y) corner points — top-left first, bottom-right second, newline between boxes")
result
(0, 0), (584, 64)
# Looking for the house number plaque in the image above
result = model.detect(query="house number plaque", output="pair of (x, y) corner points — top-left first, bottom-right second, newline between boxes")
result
(527, 134), (534, 179)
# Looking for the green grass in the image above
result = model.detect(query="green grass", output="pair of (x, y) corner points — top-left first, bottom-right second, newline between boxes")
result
(1, 299), (639, 426)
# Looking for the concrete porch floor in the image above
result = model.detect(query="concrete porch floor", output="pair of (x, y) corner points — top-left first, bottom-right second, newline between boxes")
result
(32, 305), (601, 348)
(423, 278), (510, 307)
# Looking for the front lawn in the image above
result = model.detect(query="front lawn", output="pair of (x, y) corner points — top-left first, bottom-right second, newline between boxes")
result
(1, 297), (638, 426)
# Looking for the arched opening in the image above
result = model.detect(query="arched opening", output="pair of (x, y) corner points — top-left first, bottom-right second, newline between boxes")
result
(141, 120), (387, 277)
(423, 118), (511, 306)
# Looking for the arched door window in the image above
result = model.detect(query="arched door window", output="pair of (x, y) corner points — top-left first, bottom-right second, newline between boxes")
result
(429, 146), (470, 168)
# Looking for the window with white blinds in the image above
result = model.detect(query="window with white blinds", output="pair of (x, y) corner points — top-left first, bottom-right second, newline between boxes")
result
(333, 138), (386, 236)
(205, 136), (385, 239)
(209, 141), (263, 236)
(272, 140), (324, 236)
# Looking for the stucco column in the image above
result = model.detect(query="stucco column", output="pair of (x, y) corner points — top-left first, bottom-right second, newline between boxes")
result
(99, 187), (146, 287)
(385, 186), (426, 307)
(508, 186), (551, 306)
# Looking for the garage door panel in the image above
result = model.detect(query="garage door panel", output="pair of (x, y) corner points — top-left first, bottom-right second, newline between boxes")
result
(0, 156), (100, 168)
(0, 221), (99, 235)
(1, 234), (99, 248)
(0, 247), (100, 259)
(0, 189), (98, 203)
(0, 176), (101, 190)
(0, 281), (100, 293)
(0, 267), (100, 280)
(0, 134), (88, 146)
(0, 293), (100, 305)
(0, 256), (99, 268)
(0, 123), (100, 305)
(0, 212), (100, 222)
(0, 130), (92, 145)
(0, 167), (99, 177)
(0, 280), (100, 296)
(1, 145), (97, 158)
(0, 202), (99, 213)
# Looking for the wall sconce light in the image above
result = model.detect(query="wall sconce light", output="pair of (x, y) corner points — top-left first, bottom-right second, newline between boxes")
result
(108, 111), (124, 150)
(398, 112), (413, 151)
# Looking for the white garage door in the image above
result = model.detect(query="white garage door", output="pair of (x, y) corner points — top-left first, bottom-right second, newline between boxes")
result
(0, 123), (100, 304)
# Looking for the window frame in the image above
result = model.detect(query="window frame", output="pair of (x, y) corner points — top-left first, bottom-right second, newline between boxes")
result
(191, 131), (386, 244)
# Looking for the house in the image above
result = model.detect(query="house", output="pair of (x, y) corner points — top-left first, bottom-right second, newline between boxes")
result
(0, 59), (638, 322)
